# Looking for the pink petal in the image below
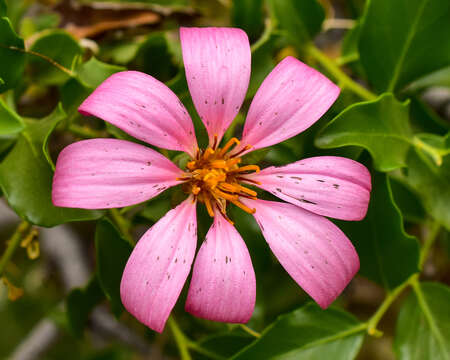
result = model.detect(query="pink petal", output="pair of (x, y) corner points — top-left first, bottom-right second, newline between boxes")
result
(180, 27), (251, 146)
(120, 198), (197, 332)
(52, 139), (183, 209)
(185, 210), (256, 323)
(245, 199), (359, 309)
(79, 71), (197, 157)
(245, 156), (371, 221)
(235, 57), (340, 154)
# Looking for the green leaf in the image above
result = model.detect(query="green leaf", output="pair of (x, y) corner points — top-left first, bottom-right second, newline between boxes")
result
(0, 97), (24, 136)
(95, 218), (132, 317)
(359, 0), (450, 92)
(315, 93), (413, 172)
(61, 57), (125, 116)
(402, 136), (450, 230)
(0, 105), (104, 227)
(390, 177), (426, 224)
(66, 276), (104, 338)
(0, 0), (6, 16)
(130, 32), (178, 82)
(232, 304), (364, 360)
(338, 171), (419, 289)
(406, 66), (450, 92)
(395, 282), (450, 360)
(197, 331), (254, 359)
(29, 29), (82, 85)
(247, 27), (280, 99)
(268, 0), (324, 48)
(76, 57), (125, 88)
(231, 0), (264, 43)
(0, 17), (26, 92)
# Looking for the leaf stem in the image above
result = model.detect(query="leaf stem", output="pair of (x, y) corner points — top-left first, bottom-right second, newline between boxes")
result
(0, 221), (31, 276)
(187, 340), (225, 360)
(4, 45), (75, 77)
(109, 209), (134, 245)
(168, 317), (192, 360)
(366, 274), (418, 336)
(239, 324), (261, 338)
(306, 44), (377, 101)
(419, 221), (441, 271)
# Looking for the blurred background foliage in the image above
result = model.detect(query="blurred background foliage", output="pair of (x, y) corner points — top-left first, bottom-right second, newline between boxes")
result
(0, 0), (449, 359)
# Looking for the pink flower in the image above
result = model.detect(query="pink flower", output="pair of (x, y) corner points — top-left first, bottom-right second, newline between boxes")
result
(52, 27), (371, 333)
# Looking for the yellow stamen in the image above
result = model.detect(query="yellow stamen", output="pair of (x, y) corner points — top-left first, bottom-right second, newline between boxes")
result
(210, 160), (227, 169)
(179, 141), (259, 219)
(229, 165), (260, 174)
(231, 199), (256, 214)
(218, 137), (240, 156)
(202, 148), (215, 160)
(204, 195), (215, 217)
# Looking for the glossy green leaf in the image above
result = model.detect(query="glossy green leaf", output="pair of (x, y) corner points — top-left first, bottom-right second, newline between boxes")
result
(395, 282), (450, 360)
(0, 105), (104, 227)
(402, 135), (450, 230)
(29, 29), (82, 85)
(77, 57), (125, 88)
(0, 17), (26, 92)
(95, 218), (132, 317)
(409, 97), (449, 135)
(0, 97), (24, 135)
(390, 177), (426, 224)
(268, 0), (324, 47)
(232, 304), (364, 360)
(197, 331), (254, 359)
(231, 0), (264, 43)
(359, 0), (450, 92)
(315, 93), (413, 172)
(66, 276), (104, 338)
(338, 171), (419, 289)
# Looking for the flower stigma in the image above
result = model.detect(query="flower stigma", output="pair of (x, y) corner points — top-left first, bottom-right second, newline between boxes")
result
(178, 137), (260, 222)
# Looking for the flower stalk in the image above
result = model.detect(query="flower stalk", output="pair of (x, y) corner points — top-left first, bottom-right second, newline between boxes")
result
(306, 44), (377, 102)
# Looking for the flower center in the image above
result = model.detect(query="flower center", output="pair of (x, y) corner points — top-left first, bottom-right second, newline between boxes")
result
(179, 137), (260, 222)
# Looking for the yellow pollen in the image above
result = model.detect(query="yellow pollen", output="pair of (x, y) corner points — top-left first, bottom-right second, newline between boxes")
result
(181, 137), (260, 219)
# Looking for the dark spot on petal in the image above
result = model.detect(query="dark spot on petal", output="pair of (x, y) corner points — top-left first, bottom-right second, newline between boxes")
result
(333, 184), (340, 189)
(291, 176), (302, 181)
(316, 179), (325, 183)
(300, 199), (317, 205)
(147, 161), (152, 166)
(221, 97), (225, 105)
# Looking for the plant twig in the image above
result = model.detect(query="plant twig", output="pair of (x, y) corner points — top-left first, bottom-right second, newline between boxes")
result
(239, 324), (261, 338)
(3, 45), (75, 77)
(306, 44), (377, 101)
(168, 317), (192, 360)
(366, 274), (418, 337)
